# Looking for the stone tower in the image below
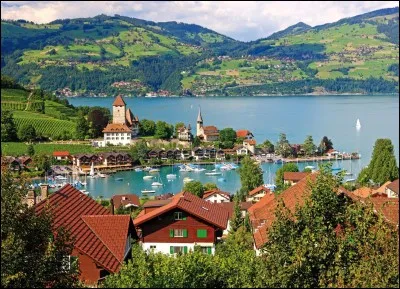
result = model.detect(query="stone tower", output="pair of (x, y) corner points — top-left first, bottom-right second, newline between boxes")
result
(112, 95), (126, 124)
(196, 107), (203, 137)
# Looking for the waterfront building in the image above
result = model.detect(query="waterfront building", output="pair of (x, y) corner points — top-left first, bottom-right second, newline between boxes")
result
(102, 95), (140, 146)
(134, 192), (229, 255)
(196, 107), (219, 142)
(243, 139), (256, 154)
(178, 124), (193, 142)
(53, 151), (71, 161)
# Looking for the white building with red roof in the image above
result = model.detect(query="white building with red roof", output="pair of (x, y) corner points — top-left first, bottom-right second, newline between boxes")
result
(246, 185), (272, 202)
(202, 189), (231, 203)
(196, 107), (219, 142)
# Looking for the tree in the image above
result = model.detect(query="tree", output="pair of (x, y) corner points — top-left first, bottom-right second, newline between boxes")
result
(262, 139), (274, 153)
(219, 128), (236, 144)
(192, 136), (201, 147)
(275, 163), (299, 190)
(238, 156), (263, 201)
(356, 166), (370, 186)
(364, 138), (399, 184)
(229, 198), (243, 233)
(26, 143), (35, 156)
(275, 133), (292, 157)
(130, 140), (149, 164)
(18, 123), (37, 143)
(302, 135), (316, 156)
(154, 121), (173, 140)
(174, 122), (185, 137)
(1, 111), (18, 142)
(183, 181), (204, 198)
(203, 182), (218, 191)
(1, 167), (79, 288)
(87, 107), (110, 138)
(75, 113), (89, 140)
(139, 119), (156, 136)
(33, 154), (52, 172)
(303, 167), (312, 173)
(318, 136), (333, 154)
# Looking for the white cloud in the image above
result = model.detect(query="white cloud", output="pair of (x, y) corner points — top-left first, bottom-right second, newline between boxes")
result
(1, 1), (398, 41)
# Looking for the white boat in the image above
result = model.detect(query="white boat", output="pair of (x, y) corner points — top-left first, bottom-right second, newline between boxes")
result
(151, 182), (163, 187)
(89, 162), (95, 177)
(205, 171), (222, 176)
(167, 174), (177, 179)
(141, 189), (156, 194)
(98, 173), (107, 178)
(135, 168), (143, 172)
(183, 177), (194, 183)
(305, 165), (315, 170)
(149, 168), (160, 173)
(80, 190), (89, 195)
(356, 118), (361, 129)
(143, 175), (154, 180)
(143, 166), (152, 171)
(55, 175), (67, 180)
(345, 178), (356, 183)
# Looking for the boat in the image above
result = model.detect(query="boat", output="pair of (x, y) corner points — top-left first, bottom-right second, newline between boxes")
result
(89, 162), (95, 177)
(151, 182), (163, 187)
(143, 166), (152, 171)
(135, 168), (143, 172)
(217, 177), (226, 182)
(54, 175), (67, 180)
(205, 171), (222, 176)
(356, 118), (361, 129)
(344, 172), (353, 176)
(183, 177), (194, 183)
(141, 189), (156, 194)
(115, 178), (124, 181)
(143, 175), (154, 180)
(167, 174), (177, 179)
(80, 189), (89, 195)
(149, 168), (160, 173)
(98, 173), (107, 178)
(345, 178), (356, 183)
(305, 165), (315, 170)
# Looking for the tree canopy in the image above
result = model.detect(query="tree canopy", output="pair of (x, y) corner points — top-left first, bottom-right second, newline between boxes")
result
(1, 111), (18, 142)
(302, 135), (317, 156)
(318, 136), (333, 154)
(275, 163), (299, 190)
(154, 121), (173, 140)
(139, 119), (156, 136)
(17, 123), (37, 143)
(183, 181), (205, 198)
(238, 155), (263, 201)
(275, 133), (292, 157)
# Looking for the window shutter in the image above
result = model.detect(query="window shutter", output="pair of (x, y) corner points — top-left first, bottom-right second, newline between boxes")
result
(169, 229), (174, 237)
(182, 212), (187, 220)
(183, 229), (188, 237)
(184, 246), (188, 254)
(207, 247), (212, 255)
(170, 246), (174, 254)
(197, 229), (207, 238)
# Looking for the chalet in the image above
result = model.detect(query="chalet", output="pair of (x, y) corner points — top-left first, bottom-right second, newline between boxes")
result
(216, 149), (225, 161)
(196, 108), (219, 142)
(236, 146), (249, 155)
(18, 156), (32, 167)
(72, 154), (100, 167)
(148, 149), (161, 159)
(178, 124), (193, 142)
(283, 172), (311, 186)
(134, 192), (229, 255)
(111, 194), (140, 211)
(174, 149), (181, 159)
(236, 130), (254, 140)
(203, 189), (231, 203)
(35, 185), (136, 285)
(243, 139), (256, 154)
(2, 156), (21, 171)
(180, 149), (191, 160)
(53, 151), (70, 160)
(160, 150), (168, 160)
(246, 185), (272, 203)
(166, 150), (175, 159)
(102, 152), (132, 166)
(192, 147), (205, 160)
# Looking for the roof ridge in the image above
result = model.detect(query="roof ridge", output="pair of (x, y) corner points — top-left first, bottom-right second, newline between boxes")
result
(81, 215), (127, 265)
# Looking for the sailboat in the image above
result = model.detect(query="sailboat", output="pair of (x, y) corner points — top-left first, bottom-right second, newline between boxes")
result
(89, 162), (98, 178)
(356, 118), (361, 130)
(167, 161), (177, 179)
(151, 174), (163, 187)
(331, 154), (342, 171)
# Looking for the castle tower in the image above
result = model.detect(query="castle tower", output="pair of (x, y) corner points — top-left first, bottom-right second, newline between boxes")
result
(112, 95), (126, 124)
(196, 107), (203, 137)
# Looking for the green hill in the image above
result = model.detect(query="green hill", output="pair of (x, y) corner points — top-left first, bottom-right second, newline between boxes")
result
(1, 7), (398, 96)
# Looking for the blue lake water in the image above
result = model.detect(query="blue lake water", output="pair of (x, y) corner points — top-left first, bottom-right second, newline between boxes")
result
(61, 95), (399, 198)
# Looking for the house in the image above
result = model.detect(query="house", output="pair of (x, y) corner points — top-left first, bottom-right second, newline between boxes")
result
(53, 151), (70, 160)
(148, 149), (161, 159)
(283, 172), (311, 186)
(111, 194), (140, 211)
(203, 189), (231, 203)
(326, 149), (339, 157)
(142, 199), (173, 214)
(134, 192), (229, 255)
(2, 156), (21, 171)
(101, 152), (132, 166)
(192, 147), (205, 160)
(217, 201), (253, 218)
(246, 185), (272, 202)
(236, 130), (254, 140)
(18, 156), (32, 167)
(178, 124), (193, 142)
(180, 149), (191, 160)
(243, 139), (256, 154)
(385, 179), (399, 198)
(35, 184), (136, 285)
(196, 107), (219, 142)
(72, 154), (101, 167)
(216, 149), (225, 161)
(102, 95), (140, 146)
(236, 146), (249, 155)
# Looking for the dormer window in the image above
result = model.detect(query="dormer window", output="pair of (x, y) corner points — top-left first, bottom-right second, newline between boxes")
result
(174, 212), (186, 220)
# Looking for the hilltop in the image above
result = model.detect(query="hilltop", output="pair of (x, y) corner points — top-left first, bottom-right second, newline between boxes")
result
(1, 7), (398, 96)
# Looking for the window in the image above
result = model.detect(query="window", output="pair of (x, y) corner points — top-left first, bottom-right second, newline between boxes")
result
(170, 246), (188, 254)
(169, 228), (188, 237)
(174, 211), (186, 220)
(150, 245), (156, 250)
(200, 247), (212, 255)
(197, 229), (207, 238)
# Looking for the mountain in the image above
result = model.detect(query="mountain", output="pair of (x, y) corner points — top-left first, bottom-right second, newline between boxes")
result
(1, 7), (398, 96)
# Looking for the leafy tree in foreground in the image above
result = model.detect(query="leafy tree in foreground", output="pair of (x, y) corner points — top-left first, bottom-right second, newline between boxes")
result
(192, 136), (201, 147)
(238, 155), (263, 201)
(1, 167), (79, 288)
(262, 139), (274, 153)
(229, 198), (243, 233)
(130, 140), (149, 164)
(1, 110), (18, 142)
(183, 181), (204, 198)
(75, 113), (89, 140)
(203, 182), (218, 191)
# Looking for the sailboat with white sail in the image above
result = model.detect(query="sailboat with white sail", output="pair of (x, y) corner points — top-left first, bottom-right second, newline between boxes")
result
(356, 118), (361, 130)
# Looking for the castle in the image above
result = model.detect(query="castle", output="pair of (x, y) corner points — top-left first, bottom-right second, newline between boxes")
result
(102, 95), (140, 146)
(196, 107), (219, 142)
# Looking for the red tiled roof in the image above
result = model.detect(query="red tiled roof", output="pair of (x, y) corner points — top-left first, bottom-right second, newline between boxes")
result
(143, 199), (172, 208)
(35, 184), (132, 273)
(134, 192), (229, 229)
(244, 139), (256, 145)
(112, 194), (140, 209)
(217, 202), (235, 218)
(203, 189), (231, 200)
(203, 126), (219, 136)
(283, 172), (310, 182)
(369, 197), (399, 225)
(351, 187), (374, 198)
(113, 95), (126, 106)
(53, 151), (70, 157)
(386, 179), (399, 195)
(240, 201), (253, 210)
(236, 130), (252, 138)
(248, 185), (271, 196)
(102, 123), (132, 133)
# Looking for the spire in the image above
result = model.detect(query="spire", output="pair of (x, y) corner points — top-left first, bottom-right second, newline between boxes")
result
(113, 95), (126, 106)
(197, 107), (203, 123)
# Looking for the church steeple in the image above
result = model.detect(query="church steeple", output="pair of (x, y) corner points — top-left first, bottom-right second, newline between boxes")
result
(197, 107), (203, 124)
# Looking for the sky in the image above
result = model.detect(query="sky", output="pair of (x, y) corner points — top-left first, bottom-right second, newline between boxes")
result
(1, 1), (398, 41)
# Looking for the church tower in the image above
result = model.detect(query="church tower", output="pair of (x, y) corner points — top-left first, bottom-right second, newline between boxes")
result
(112, 95), (126, 124)
(196, 107), (203, 137)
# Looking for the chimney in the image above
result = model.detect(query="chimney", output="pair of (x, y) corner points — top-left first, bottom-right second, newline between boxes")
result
(40, 184), (49, 201)
(27, 190), (36, 207)
(110, 198), (114, 215)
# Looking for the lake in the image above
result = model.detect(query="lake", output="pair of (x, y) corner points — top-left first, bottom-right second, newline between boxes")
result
(62, 95), (399, 198)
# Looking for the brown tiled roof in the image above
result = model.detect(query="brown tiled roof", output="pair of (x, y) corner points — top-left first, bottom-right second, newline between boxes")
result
(248, 185), (271, 196)
(217, 202), (235, 218)
(18, 156), (32, 164)
(240, 201), (253, 210)
(102, 123), (132, 133)
(156, 193), (174, 200)
(134, 192), (229, 229)
(244, 139), (256, 145)
(113, 95), (126, 106)
(386, 179), (399, 195)
(351, 187), (374, 198)
(203, 126), (219, 136)
(142, 199), (172, 208)
(112, 194), (140, 209)
(369, 197), (399, 225)
(35, 184), (132, 273)
(53, 151), (70, 157)
(283, 172), (310, 182)
(236, 130), (252, 138)
(371, 181), (392, 196)
(203, 189), (231, 200)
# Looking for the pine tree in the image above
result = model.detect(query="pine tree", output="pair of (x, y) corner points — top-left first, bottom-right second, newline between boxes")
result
(229, 197), (243, 233)
(367, 138), (399, 184)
